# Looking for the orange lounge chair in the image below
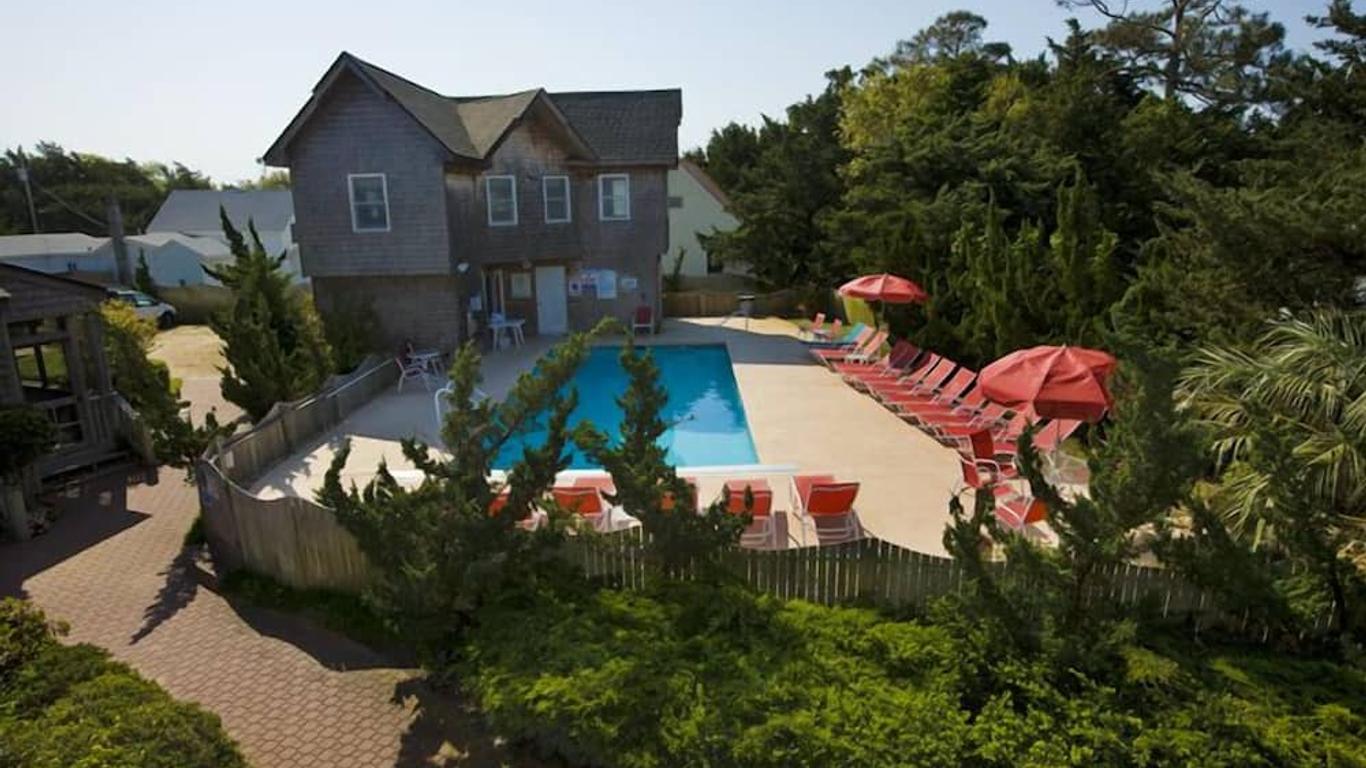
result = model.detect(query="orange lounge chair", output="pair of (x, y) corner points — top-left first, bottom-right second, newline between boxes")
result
(958, 461), (1046, 531)
(488, 487), (544, 531)
(869, 356), (954, 401)
(835, 341), (922, 388)
(882, 367), (977, 414)
(552, 485), (611, 530)
(791, 474), (861, 545)
(723, 478), (776, 547)
(804, 312), (827, 340)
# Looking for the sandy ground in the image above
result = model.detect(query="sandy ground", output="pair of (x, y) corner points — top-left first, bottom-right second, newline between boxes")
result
(149, 325), (243, 426)
(248, 317), (969, 555)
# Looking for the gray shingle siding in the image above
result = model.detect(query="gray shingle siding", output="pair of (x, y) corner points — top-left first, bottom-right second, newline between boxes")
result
(448, 120), (668, 265)
(290, 73), (452, 278)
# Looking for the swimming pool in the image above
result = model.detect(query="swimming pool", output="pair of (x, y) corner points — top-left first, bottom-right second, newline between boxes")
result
(492, 344), (759, 469)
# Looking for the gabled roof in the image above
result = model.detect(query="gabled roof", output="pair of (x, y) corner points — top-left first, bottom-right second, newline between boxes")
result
(125, 232), (233, 258)
(677, 158), (733, 210)
(263, 52), (681, 167)
(147, 189), (294, 235)
(0, 233), (106, 259)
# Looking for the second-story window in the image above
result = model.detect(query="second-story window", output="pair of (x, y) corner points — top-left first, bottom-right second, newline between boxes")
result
(543, 175), (571, 223)
(485, 175), (518, 226)
(348, 174), (389, 232)
(598, 174), (630, 221)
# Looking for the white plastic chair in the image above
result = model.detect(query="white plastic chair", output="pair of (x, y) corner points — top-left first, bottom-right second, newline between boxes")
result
(396, 356), (432, 392)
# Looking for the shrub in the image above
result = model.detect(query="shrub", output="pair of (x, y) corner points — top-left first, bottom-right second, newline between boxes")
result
(457, 583), (1366, 768)
(0, 407), (55, 482)
(0, 598), (246, 768)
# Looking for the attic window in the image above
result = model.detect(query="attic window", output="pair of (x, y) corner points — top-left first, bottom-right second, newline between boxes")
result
(486, 175), (518, 227)
(598, 174), (630, 221)
(348, 174), (390, 232)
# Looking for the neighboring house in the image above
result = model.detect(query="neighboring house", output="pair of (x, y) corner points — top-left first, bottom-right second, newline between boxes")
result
(0, 265), (127, 481)
(261, 52), (682, 349)
(0, 234), (111, 276)
(94, 233), (233, 288)
(666, 159), (740, 278)
(147, 189), (303, 283)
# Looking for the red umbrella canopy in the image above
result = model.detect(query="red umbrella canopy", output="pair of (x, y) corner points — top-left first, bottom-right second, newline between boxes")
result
(838, 274), (928, 304)
(980, 345), (1117, 422)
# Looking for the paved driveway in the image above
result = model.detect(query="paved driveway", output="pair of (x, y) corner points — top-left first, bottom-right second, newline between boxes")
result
(1, 471), (525, 767)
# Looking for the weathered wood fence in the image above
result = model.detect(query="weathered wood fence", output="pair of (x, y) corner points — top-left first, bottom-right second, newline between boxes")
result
(194, 356), (1334, 638)
(196, 357), (398, 592)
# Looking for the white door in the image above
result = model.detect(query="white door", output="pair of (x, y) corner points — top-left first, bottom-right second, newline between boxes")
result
(534, 266), (568, 335)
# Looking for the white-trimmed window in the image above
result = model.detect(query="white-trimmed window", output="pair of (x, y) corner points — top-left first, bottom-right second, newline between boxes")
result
(543, 175), (571, 223)
(485, 175), (518, 226)
(348, 174), (389, 232)
(597, 174), (630, 221)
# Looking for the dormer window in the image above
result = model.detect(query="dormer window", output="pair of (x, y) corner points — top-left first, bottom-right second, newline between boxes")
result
(348, 174), (389, 232)
(486, 175), (518, 226)
(543, 176), (571, 223)
(598, 174), (630, 221)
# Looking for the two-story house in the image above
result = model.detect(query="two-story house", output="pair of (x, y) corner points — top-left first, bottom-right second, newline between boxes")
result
(261, 52), (682, 349)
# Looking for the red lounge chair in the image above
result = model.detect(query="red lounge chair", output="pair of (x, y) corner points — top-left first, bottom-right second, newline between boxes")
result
(661, 477), (699, 512)
(804, 312), (827, 340)
(489, 487), (543, 531)
(723, 478), (776, 547)
(867, 355), (952, 400)
(883, 367), (977, 410)
(552, 486), (608, 530)
(632, 305), (655, 335)
(959, 461), (1046, 531)
(791, 474), (861, 545)
(835, 341), (921, 387)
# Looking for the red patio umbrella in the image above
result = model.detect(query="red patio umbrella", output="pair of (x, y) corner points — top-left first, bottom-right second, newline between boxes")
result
(838, 273), (927, 328)
(979, 345), (1117, 422)
(838, 273), (928, 304)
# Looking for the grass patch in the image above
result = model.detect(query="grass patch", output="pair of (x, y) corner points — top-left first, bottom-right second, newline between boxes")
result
(218, 570), (396, 651)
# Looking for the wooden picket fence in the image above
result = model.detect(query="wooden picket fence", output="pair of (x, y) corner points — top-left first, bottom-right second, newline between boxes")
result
(193, 354), (1337, 639)
(565, 526), (1337, 635)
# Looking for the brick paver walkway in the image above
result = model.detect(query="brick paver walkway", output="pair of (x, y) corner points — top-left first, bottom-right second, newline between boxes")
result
(1, 471), (521, 767)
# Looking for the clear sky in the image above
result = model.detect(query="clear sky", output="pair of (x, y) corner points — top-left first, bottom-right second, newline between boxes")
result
(0, 0), (1333, 184)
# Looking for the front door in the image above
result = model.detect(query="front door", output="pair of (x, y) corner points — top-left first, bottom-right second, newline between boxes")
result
(534, 266), (568, 335)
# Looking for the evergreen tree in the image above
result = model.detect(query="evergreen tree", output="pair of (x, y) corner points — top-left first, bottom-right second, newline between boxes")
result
(575, 338), (746, 575)
(206, 207), (331, 421)
(318, 328), (603, 656)
(133, 250), (157, 298)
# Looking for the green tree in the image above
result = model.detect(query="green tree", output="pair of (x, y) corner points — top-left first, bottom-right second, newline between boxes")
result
(318, 326), (605, 658)
(946, 345), (1203, 669)
(133, 249), (158, 298)
(1178, 309), (1366, 643)
(1063, 0), (1288, 110)
(697, 69), (854, 288)
(101, 300), (231, 470)
(0, 143), (212, 236)
(207, 207), (331, 421)
(575, 339), (746, 574)
(883, 10), (1011, 66)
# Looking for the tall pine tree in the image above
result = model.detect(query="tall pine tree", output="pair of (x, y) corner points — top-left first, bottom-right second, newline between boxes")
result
(206, 207), (331, 421)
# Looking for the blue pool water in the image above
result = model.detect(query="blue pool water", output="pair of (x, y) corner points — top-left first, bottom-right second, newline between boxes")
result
(492, 344), (759, 469)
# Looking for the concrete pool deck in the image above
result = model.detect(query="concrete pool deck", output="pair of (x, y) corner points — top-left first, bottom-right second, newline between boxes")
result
(248, 317), (968, 555)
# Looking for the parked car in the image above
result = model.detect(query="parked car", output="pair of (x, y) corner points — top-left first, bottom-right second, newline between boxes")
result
(108, 288), (177, 328)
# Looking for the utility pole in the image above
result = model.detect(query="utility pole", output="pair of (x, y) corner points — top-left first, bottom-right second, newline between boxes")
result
(107, 197), (131, 286)
(15, 165), (39, 233)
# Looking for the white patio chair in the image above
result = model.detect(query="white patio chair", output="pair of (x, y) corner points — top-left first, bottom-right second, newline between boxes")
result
(396, 355), (432, 393)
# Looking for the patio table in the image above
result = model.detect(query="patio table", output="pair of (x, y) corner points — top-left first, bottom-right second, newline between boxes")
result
(407, 349), (443, 374)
